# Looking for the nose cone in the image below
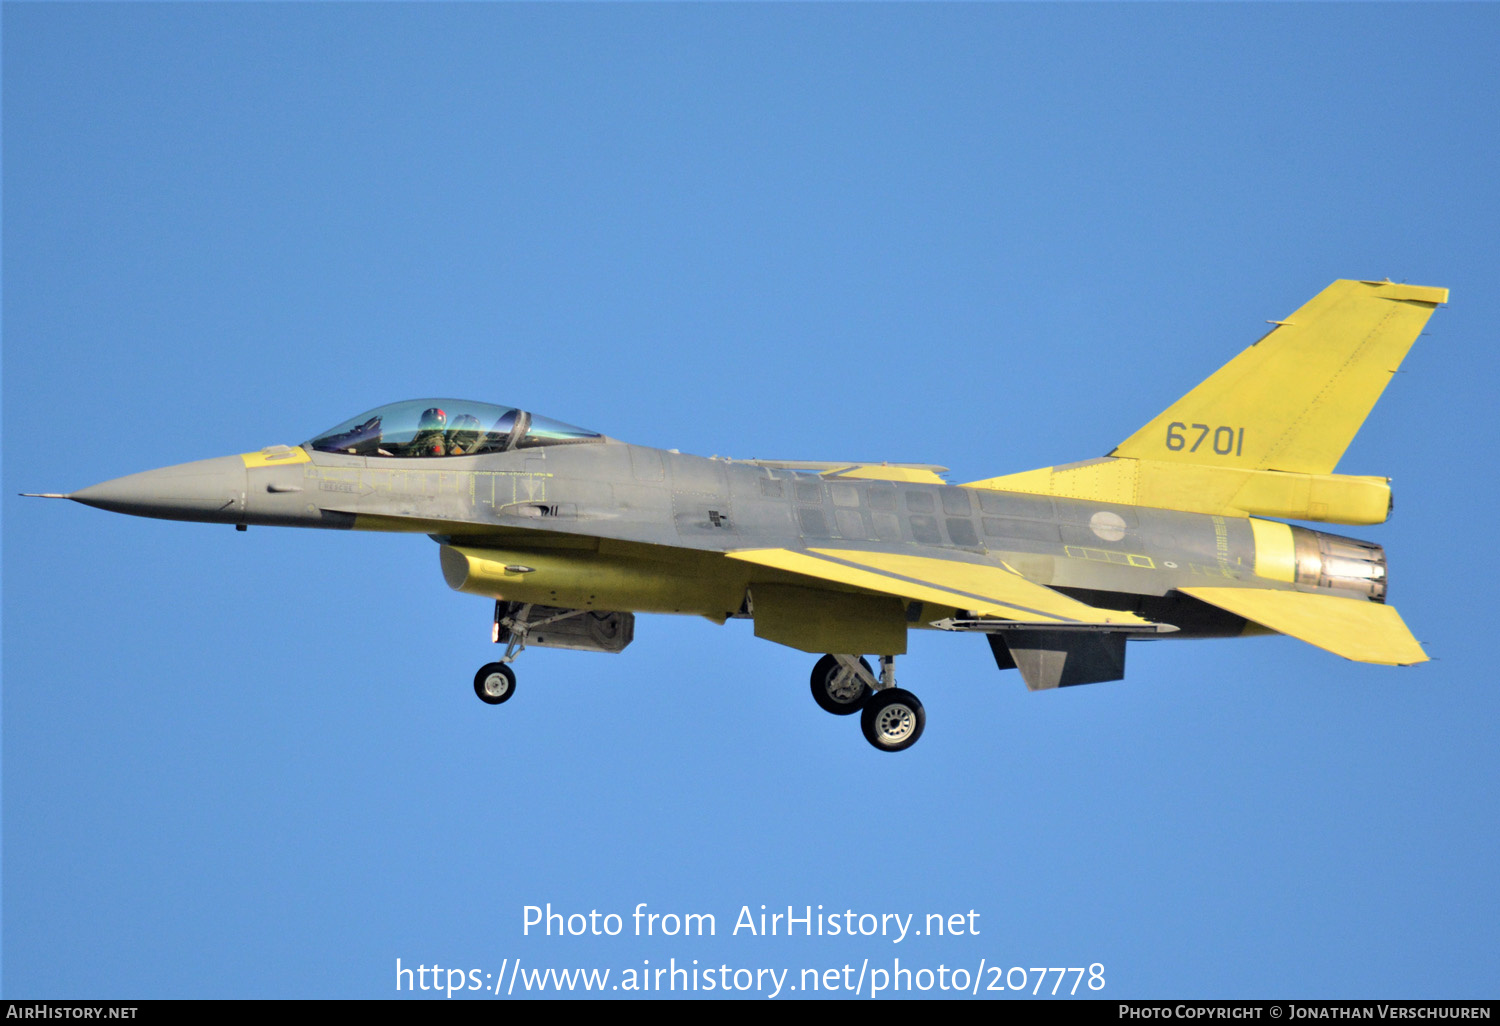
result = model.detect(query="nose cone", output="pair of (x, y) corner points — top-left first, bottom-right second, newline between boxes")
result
(71, 455), (249, 524)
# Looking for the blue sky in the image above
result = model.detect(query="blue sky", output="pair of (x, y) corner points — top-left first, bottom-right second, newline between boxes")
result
(4, 3), (1498, 999)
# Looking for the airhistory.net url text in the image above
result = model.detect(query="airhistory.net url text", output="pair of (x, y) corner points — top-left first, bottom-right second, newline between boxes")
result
(396, 957), (1106, 998)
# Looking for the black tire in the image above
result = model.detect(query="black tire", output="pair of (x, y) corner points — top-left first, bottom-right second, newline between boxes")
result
(810, 654), (872, 715)
(860, 688), (925, 752)
(473, 662), (517, 705)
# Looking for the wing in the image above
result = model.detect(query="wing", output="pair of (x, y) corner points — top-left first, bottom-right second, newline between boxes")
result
(728, 546), (1155, 627)
(1181, 586), (1427, 665)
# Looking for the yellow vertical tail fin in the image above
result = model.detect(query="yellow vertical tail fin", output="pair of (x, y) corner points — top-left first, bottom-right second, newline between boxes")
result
(1112, 280), (1447, 475)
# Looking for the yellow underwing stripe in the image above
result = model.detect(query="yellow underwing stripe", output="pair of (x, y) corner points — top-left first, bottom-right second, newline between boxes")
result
(811, 549), (1152, 626)
(729, 548), (1151, 626)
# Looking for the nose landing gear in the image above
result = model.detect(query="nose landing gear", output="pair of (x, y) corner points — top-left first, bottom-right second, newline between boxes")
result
(810, 653), (925, 752)
(473, 662), (516, 705)
(470, 600), (552, 707)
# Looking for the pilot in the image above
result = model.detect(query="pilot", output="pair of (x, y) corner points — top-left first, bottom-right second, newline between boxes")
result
(411, 407), (448, 457)
(447, 414), (484, 455)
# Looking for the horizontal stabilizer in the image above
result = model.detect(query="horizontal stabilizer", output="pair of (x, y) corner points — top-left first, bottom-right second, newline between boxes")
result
(1180, 586), (1427, 665)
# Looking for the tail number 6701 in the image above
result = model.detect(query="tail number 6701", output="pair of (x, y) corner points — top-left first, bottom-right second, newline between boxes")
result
(1165, 423), (1244, 456)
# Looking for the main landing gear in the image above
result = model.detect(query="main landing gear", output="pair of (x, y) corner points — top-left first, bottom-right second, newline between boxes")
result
(810, 653), (925, 753)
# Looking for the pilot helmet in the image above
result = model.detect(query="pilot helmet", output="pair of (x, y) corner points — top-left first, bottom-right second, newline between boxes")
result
(448, 413), (483, 455)
(416, 407), (447, 455)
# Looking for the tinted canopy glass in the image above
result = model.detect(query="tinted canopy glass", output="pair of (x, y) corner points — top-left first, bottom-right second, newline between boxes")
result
(306, 399), (601, 458)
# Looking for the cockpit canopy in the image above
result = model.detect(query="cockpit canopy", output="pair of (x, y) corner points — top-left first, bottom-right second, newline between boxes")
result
(306, 399), (602, 458)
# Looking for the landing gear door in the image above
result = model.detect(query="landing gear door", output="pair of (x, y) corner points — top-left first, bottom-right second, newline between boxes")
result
(495, 602), (634, 654)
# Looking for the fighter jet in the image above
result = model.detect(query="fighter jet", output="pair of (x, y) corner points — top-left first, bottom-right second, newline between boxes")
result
(28, 280), (1442, 751)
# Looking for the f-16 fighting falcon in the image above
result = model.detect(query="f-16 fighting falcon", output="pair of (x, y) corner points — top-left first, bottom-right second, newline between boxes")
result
(27, 280), (1443, 751)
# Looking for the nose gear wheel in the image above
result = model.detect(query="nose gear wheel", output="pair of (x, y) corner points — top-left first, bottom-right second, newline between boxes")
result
(474, 662), (516, 705)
